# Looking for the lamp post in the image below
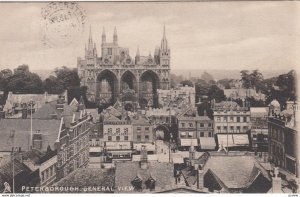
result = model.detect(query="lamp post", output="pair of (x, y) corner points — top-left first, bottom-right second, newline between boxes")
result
(29, 100), (34, 150)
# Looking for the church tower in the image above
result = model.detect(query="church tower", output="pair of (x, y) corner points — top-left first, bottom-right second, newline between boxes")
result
(159, 25), (170, 67)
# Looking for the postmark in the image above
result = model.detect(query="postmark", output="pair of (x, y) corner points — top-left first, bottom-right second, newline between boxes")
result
(41, 2), (87, 48)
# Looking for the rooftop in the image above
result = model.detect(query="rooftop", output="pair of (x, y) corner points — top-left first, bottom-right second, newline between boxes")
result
(203, 155), (271, 189)
(54, 168), (115, 193)
(115, 161), (174, 192)
(0, 119), (61, 152)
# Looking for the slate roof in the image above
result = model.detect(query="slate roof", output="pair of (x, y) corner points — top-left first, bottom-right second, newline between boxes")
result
(54, 168), (115, 193)
(131, 115), (151, 125)
(115, 161), (174, 192)
(30, 100), (74, 120)
(3, 92), (61, 112)
(0, 119), (61, 152)
(0, 159), (38, 192)
(203, 155), (271, 189)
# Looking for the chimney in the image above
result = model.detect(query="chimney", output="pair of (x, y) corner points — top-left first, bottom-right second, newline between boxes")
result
(272, 167), (282, 193)
(286, 101), (294, 110)
(44, 92), (48, 103)
(195, 164), (204, 190)
(140, 145), (148, 169)
(32, 130), (42, 150)
(22, 108), (28, 119)
(189, 145), (195, 164)
(56, 95), (65, 112)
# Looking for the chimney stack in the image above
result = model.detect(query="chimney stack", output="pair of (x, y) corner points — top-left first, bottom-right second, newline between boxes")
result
(22, 108), (28, 119)
(140, 145), (148, 169)
(195, 164), (204, 190)
(272, 167), (282, 193)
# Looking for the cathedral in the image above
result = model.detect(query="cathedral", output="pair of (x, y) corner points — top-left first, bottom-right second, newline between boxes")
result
(77, 26), (171, 109)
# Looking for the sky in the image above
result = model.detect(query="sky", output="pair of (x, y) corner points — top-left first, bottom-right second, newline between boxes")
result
(0, 1), (299, 72)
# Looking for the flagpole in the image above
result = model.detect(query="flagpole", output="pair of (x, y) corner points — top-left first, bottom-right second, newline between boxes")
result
(12, 130), (15, 193)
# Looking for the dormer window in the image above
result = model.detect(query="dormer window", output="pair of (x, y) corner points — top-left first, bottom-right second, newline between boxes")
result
(131, 175), (142, 191)
(145, 176), (156, 191)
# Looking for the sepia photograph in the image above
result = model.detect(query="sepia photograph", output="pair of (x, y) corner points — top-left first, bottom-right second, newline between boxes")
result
(0, 1), (299, 194)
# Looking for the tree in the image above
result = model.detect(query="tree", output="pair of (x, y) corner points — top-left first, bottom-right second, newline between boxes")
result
(217, 78), (234, 89)
(6, 65), (43, 94)
(265, 70), (296, 107)
(240, 69), (265, 91)
(207, 85), (226, 102)
(170, 73), (184, 88)
(195, 79), (210, 102)
(180, 80), (193, 87)
(201, 71), (214, 82)
(14, 64), (29, 75)
(54, 66), (80, 91)
(43, 75), (63, 94)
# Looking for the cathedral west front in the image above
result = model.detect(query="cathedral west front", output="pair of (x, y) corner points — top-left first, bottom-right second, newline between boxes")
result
(77, 26), (171, 109)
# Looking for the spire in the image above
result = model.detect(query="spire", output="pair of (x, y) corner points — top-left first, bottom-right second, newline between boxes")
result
(135, 45), (140, 64)
(161, 25), (168, 51)
(102, 27), (106, 44)
(88, 25), (93, 51)
(113, 26), (118, 44)
(136, 45), (140, 56)
(89, 25), (93, 43)
(163, 24), (166, 39)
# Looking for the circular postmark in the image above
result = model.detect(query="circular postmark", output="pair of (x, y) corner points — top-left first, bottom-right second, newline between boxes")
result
(41, 2), (87, 48)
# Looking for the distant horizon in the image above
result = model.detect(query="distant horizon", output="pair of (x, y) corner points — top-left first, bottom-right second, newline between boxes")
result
(24, 67), (293, 81)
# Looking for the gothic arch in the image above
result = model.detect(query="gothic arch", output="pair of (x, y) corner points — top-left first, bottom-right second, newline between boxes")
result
(96, 69), (119, 105)
(139, 70), (160, 108)
(120, 70), (138, 93)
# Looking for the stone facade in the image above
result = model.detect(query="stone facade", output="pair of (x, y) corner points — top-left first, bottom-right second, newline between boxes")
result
(268, 101), (298, 176)
(77, 26), (171, 109)
(55, 110), (91, 181)
(212, 101), (250, 134)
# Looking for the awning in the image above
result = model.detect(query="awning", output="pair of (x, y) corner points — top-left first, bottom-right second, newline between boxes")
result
(188, 132), (194, 136)
(233, 134), (249, 145)
(217, 134), (249, 147)
(180, 138), (198, 146)
(172, 157), (184, 164)
(89, 147), (102, 152)
(105, 141), (132, 150)
(217, 135), (234, 147)
(199, 137), (216, 150)
(133, 143), (156, 151)
(132, 154), (158, 162)
(180, 132), (186, 136)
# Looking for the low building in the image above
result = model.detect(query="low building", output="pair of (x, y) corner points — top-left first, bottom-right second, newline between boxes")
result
(2, 91), (66, 118)
(114, 149), (175, 193)
(178, 152), (272, 193)
(102, 110), (133, 161)
(131, 113), (155, 154)
(22, 149), (57, 187)
(0, 159), (40, 193)
(177, 106), (215, 151)
(224, 88), (266, 101)
(268, 101), (298, 176)
(157, 85), (196, 107)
